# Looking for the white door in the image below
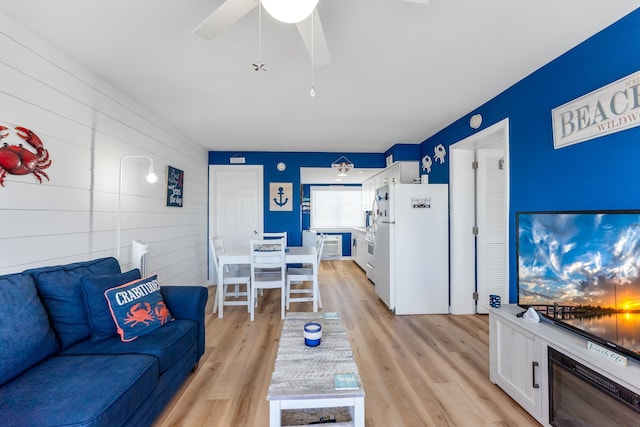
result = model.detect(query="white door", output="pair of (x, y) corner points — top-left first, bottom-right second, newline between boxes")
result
(450, 118), (509, 314)
(476, 149), (507, 314)
(208, 164), (263, 258)
(450, 148), (477, 314)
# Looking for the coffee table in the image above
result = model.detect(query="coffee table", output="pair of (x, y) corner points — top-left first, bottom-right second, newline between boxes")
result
(267, 312), (365, 427)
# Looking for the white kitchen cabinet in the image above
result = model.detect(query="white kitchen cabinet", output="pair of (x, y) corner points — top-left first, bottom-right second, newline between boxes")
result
(362, 161), (419, 197)
(351, 229), (367, 271)
(382, 161), (419, 184)
(356, 238), (367, 269)
(490, 310), (546, 423)
(362, 180), (374, 211)
(362, 162), (418, 221)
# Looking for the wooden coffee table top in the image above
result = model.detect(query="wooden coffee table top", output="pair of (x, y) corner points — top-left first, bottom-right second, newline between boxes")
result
(267, 312), (364, 401)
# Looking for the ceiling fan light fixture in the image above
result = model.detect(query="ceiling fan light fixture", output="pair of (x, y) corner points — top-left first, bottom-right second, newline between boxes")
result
(261, 0), (319, 24)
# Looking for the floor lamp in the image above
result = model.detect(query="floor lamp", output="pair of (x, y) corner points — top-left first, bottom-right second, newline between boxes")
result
(117, 155), (158, 262)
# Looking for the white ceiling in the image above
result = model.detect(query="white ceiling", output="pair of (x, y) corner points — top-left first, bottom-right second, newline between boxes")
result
(1, 1), (638, 153)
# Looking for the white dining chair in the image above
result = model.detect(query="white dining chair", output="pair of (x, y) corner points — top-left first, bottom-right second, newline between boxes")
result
(250, 238), (286, 321)
(214, 236), (250, 299)
(285, 234), (324, 310)
(263, 231), (287, 246)
(209, 236), (251, 314)
(260, 232), (288, 278)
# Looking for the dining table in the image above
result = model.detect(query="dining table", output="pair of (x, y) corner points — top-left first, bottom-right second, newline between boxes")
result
(215, 246), (318, 318)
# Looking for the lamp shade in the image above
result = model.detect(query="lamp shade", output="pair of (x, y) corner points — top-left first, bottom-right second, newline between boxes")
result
(261, 0), (319, 24)
(146, 169), (158, 183)
(131, 240), (149, 277)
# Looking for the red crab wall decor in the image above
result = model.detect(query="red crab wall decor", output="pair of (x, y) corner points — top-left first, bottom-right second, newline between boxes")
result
(0, 126), (51, 187)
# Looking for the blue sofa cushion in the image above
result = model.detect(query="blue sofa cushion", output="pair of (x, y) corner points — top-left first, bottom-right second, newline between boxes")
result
(28, 257), (121, 349)
(0, 354), (159, 427)
(61, 319), (197, 374)
(105, 275), (174, 342)
(0, 273), (58, 386)
(80, 269), (141, 342)
(161, 286), (209, 358)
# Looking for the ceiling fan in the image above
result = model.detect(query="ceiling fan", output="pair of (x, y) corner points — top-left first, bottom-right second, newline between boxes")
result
(193, 0), (330, 67)
(193, 0), (430, 68)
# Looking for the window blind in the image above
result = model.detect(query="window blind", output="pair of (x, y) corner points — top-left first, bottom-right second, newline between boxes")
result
(310, 186), (363, 228)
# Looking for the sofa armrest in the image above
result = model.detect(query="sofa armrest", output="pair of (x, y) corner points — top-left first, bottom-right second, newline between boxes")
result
(161, 286), (208, 358)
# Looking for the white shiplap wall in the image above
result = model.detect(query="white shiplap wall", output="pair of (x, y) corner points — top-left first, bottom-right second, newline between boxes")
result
(0, 11), (209, 285)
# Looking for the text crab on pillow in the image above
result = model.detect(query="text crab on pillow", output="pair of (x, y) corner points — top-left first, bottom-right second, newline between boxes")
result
(111, 277), (161, 306)
(104, 275), (174, 342)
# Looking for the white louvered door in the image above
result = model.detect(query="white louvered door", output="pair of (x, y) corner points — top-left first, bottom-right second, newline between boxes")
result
(476, 149), (507, 314)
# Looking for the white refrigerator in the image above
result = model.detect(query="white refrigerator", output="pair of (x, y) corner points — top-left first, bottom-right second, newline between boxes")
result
(373, 183), (449, 314)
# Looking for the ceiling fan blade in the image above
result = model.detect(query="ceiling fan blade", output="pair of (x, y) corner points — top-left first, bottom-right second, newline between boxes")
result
(193, 0), (259, 39)
(296, 12), (331, 68)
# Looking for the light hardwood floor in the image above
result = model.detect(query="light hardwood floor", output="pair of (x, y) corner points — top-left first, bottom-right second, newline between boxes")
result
(154, 260), (539, 427)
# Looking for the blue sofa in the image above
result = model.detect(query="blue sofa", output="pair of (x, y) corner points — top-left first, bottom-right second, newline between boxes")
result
(0, 257), (208, 427)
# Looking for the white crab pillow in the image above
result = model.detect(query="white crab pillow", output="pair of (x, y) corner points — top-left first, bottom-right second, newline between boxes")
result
(104, 275), (173, 342)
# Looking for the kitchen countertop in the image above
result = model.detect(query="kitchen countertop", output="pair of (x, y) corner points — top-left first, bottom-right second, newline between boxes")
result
(352, 227), (373, 236)
(352, 228), (375, 241)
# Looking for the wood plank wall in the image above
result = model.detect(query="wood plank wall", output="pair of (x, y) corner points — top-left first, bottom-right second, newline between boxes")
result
(0, 11), (209, 285)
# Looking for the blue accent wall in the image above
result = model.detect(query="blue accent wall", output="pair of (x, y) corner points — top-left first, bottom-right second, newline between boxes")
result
(385, 144), (420, 162)
(418, 9), (640, 302)
(209, 151), (385, 248)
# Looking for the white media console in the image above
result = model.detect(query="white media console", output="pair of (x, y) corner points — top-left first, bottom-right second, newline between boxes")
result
(489, 304), (640, 426)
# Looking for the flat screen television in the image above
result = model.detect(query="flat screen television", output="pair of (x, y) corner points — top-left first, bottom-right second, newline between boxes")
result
(517, 210), (640, 362)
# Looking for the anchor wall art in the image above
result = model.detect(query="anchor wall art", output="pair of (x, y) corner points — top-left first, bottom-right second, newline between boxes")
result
(269, 182), (293, 211)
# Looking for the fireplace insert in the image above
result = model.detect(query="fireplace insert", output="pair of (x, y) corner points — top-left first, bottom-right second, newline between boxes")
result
(548, 347), (640, 426)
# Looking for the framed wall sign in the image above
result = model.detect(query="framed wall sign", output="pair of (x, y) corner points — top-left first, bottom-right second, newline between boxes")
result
(270, 182), (292, 211)
(166, 165), (184, 207)
(552, 69), (640, 149)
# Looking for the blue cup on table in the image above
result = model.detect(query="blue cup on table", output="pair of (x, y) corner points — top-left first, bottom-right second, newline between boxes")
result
(489, 294), (501, 308)
(304, 322), (322, 347)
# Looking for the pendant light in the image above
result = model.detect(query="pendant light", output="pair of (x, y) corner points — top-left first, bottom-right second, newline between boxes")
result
(309, 9), (316, 97)
(253, 0), (266, 71)
(261, 0), (319, 24)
